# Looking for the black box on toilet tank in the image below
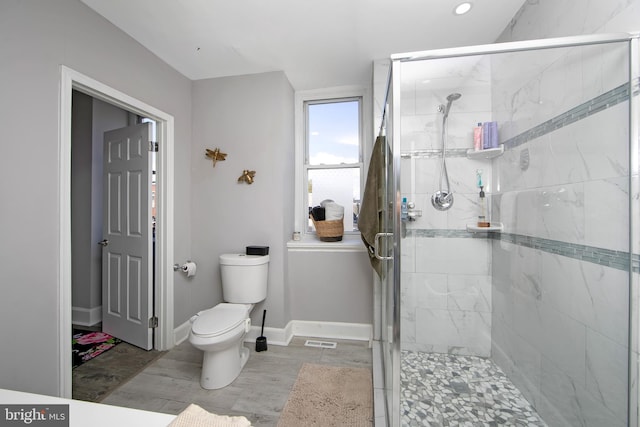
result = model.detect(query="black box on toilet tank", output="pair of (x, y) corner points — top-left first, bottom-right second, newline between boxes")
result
(246, 246), (269, 256)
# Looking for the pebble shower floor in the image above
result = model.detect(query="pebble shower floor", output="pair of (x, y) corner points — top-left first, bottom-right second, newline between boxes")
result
(401, 351), (547, 426)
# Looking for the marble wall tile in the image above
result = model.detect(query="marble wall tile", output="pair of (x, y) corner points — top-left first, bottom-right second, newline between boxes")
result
(412, 157), (440, 202)
(414, 237), (490, 275)
(511, 288), (545, 351)
(539, 355), (625, 427)
(581, 44), (629, 103)
(493, 321), (543, 410)
(415, 308), (491, 357)
(584, 176), (629, 252)
(539, 304), (587, 388)
(538, 183), (585, 244)
(508, 244), (543, 301)
(447, 274), (492, 313)
(445, 192), (482, 230)
(585, 329), (628, 420)
(512, 189), (543, 237)
(499, 0), (636, 43)
(400, 232), (416, 273)
(540, 252), (629, 348)
(399, 87), (416, 117)
(402, 272), (448, 311)
(572, 103), (629, 181)
(400, 115), (432, 151)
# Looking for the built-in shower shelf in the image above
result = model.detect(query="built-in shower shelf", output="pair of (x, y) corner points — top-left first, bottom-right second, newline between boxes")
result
(466, 223), (504, 233)
(466, 145), (504, 160)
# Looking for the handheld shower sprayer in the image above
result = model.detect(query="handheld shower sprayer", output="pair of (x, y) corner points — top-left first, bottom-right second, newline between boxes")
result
(432, 93), (462, 211)
(442, 93), (462, 118)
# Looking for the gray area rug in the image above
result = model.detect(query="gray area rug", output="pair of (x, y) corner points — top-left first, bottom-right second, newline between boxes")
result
(277, 363), (373, 427)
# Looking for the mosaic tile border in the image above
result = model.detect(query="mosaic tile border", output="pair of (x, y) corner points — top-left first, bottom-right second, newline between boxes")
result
(401, 148), (468, 159)
(502, 80), (635, 150)
(495, 232), (639, 273)
(407, 228), (640, 273)
(408, 228), (486, 239)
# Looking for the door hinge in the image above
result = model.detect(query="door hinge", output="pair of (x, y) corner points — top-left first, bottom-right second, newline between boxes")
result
(149, 141), (158, 152)
(149, 316), (159, 328)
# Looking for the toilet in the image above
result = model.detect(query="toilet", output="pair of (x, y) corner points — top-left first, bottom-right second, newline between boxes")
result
(188, 253), (269, 389)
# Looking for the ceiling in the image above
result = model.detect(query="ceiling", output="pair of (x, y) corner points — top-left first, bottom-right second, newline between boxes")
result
(80, 0), (527, 90)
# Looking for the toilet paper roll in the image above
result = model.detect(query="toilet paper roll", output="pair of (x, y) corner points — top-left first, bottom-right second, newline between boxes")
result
(182, 261), (197, 277)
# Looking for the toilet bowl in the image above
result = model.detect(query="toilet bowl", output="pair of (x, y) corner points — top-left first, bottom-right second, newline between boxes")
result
(189, 303), (252, 389)
(188, 254), (269, 389)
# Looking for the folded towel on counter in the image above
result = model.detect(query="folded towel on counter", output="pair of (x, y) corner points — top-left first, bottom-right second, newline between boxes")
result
(167, 404), (251, 427)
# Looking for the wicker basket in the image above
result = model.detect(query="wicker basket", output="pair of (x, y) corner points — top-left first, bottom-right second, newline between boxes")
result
(311, 217), (343, 242)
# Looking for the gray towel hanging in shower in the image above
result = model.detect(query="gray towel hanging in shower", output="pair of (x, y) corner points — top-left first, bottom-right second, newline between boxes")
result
(359, 135), (386, 278)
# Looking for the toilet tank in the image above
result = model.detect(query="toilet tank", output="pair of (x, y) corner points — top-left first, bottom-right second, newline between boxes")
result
(219, 254), (269, 303)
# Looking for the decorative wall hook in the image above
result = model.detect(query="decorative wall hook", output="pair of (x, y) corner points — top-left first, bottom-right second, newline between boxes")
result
(205, 148), (227, 167)
(238, 169), (256, 184)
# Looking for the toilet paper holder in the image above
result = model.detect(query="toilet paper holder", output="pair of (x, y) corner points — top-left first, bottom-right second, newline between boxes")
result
(173, 261), (193, 272)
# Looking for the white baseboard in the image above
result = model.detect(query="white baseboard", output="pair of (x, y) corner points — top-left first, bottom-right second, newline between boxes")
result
(72, 306), (102, 327)
(244, 323), (293, 346)
(173, 320), (191, 345)
(289, 320), (372, 343)
(174, 319), (372, 348)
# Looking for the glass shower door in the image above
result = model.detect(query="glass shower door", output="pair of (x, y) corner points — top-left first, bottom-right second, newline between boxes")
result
(377, 66), (402, 427)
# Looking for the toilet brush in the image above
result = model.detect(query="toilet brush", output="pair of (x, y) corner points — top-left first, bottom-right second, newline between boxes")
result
(255, 309), (267, 352)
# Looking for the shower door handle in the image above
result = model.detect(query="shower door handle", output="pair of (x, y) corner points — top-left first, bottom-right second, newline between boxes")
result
(374, 232), (393, 260)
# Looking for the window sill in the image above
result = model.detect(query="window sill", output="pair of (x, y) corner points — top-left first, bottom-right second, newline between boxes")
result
(287, 233), (366, 252)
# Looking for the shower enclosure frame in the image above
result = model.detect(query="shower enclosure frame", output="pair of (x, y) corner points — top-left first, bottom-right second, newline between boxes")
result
(378, 32), (640, 427)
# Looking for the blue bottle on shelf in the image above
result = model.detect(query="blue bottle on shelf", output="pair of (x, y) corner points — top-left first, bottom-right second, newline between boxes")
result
(401, 197), (408, 221)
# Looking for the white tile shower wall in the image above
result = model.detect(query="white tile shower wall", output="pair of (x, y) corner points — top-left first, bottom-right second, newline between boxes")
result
(492, 242), (628, 426)
(490, 40), (631, 425)
(400, 55), (495, 357)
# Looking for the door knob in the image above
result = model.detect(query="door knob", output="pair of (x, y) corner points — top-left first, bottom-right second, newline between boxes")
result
(98, 239), (109, 246)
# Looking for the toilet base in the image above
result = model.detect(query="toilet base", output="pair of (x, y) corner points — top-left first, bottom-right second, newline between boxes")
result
(200, 341), (250, 390)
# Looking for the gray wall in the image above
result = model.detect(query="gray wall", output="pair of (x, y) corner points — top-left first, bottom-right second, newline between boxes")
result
(0, 0), (192, 395)
(288, 250), (372, 324)
(0, 0), (371, 398)
(189, 72), (295, 328)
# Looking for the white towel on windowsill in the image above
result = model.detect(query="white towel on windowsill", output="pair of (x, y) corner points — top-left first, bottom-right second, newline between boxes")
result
(321, 200), (344, 221)
(167, 404), (251, 427)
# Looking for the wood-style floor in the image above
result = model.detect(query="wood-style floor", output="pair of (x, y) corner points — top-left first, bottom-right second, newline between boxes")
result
(101, 337), (373, 426)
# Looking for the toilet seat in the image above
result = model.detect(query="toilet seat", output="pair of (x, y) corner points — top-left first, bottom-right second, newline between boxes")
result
(191, 303), (249, 338)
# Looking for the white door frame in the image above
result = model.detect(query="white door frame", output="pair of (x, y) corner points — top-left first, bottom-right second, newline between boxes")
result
(58, 65), (175, 398)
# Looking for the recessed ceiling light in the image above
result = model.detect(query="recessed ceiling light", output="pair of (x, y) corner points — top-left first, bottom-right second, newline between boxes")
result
(454, 2), (472, 15)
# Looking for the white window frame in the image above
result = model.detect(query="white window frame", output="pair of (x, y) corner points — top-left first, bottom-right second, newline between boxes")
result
(294, 86), (371, 239)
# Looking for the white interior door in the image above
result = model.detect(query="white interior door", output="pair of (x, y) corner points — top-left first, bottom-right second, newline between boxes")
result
(101, 122), (153, 350)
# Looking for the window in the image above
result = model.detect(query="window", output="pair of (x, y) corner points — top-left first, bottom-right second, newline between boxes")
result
(301, 95), (364, 235)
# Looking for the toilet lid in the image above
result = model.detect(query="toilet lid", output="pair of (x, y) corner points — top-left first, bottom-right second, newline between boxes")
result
(192, 304), (248, 337)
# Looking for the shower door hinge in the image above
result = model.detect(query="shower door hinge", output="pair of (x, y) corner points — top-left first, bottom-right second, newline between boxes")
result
(149, 141), (158, 152)
(148, 316), (159, 328)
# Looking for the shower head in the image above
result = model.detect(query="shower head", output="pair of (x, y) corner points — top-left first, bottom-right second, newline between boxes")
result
(442, 92), (462, 118)
(447, 93), (462, 102)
